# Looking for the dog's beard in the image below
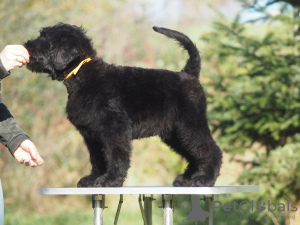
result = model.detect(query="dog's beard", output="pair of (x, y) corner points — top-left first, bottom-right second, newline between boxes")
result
(26, 59), (61, 81)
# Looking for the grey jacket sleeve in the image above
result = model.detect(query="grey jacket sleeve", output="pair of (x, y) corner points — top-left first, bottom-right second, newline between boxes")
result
(0, 59), (30, 156)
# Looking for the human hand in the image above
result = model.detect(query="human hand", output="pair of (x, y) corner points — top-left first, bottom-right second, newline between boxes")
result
(14, 140), (44, 167)
(0, 45), (30, 71)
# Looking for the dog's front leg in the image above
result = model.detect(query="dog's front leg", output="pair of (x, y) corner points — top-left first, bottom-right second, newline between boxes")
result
(94, 137), (132, 187)
(77, 137), (108, 187)
(78, 127), (132, 187)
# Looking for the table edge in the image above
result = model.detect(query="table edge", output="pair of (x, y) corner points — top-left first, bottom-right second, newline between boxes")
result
(39, 185), (260, 195)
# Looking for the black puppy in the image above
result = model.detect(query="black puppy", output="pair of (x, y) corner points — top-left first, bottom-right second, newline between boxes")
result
(25, 23), (222, 187)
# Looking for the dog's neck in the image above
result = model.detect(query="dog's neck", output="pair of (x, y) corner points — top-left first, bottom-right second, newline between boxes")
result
(63, 58), (92, 81)
(62, 57), (107, 94)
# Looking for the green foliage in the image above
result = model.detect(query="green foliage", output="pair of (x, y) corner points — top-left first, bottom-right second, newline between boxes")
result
(202, 2), (300, 224)
(4, 209), (93, 225)
(202, 0), (300, 210)
(203, 10), (299, 152)
(239, 134), (300, 201)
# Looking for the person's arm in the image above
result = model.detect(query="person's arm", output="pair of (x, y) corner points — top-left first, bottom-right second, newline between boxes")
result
(0, 46), (43, 166)
(0, 59), (29, 153)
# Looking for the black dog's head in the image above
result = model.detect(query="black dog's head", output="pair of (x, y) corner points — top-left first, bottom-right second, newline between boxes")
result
(24, 23), (96, 81)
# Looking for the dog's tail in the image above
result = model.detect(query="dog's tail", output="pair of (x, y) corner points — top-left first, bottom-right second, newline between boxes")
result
(153, 26), (201, 79)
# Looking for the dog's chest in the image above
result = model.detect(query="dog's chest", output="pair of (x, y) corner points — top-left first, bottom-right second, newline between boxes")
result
(65, 87), (115, 128)
(65, 91), (94, 126)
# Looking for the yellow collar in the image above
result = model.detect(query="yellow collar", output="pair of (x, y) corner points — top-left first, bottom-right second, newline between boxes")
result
(63, 58), (92, 81)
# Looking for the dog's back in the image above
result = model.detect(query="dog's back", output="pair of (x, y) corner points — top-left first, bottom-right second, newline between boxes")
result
(153, 27), (201, 79)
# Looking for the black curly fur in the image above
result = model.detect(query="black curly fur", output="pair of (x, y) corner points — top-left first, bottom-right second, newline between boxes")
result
(24, 23), (223, 187)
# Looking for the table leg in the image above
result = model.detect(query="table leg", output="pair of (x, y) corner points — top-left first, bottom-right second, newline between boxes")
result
(204, 195), (214, 225)
(163, 200), (173, 225)
(93, 195), (106, 225)
(139, 195), (147, 224)
(144, 194), (153, 225)
(114, 194), (123, 225)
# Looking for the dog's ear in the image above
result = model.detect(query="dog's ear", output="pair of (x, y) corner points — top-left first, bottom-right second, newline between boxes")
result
(51, 43), (81, 70)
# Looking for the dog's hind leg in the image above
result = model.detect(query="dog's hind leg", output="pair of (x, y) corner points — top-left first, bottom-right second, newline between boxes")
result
(162, 132), (196, 186)
(162, 122), (222, 187)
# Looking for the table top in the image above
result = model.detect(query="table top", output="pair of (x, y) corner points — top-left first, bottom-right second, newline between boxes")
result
(39, 185), (259, 195)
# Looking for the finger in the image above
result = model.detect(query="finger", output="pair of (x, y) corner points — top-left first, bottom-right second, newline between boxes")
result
(14, 46), (30, 63)
(36, 156), (45, 166)
(18, 156), (29, 166)
(18, 158), (25, 164)
(13, 61), (23, 68)
(29, 160), (37, 167)
(21, 140), (38, 160)
(24, 158), (30, 164)
(32, 150), (44, 166)
(16, 55), (27, 65)
(16, 155), (29, 164)
(29, 146), (38, 161)
(13, 49), (30, 63)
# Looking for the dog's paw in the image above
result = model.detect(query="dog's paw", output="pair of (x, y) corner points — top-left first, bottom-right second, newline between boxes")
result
(77, 174), (124, 187)
(173, 174), (216, 187)
(173, 174), (193, 187)
(92, 176), (124, 187)
(190, 175), (216, 187)
(77, 175), (97, 187)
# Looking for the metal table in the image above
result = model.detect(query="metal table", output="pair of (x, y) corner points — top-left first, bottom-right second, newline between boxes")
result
(39, 185), (259, 225)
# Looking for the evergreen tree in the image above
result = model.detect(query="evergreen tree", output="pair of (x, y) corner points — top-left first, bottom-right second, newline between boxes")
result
(202, 0), (300, 223)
